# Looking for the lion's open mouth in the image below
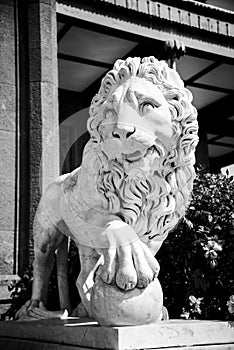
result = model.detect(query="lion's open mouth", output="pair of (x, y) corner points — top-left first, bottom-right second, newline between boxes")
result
(122, 145), (155, 163)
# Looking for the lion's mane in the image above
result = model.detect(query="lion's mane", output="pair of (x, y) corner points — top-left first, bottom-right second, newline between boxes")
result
(86, 57), (199, 242)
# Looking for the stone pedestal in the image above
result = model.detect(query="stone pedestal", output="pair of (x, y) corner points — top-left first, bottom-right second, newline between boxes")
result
(0, 318), (233, 350)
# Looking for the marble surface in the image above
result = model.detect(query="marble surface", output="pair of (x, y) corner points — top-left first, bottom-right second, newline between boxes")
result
(0, 318), (234, 350)
(90, 278), (163, 326)
(16, 57), (199, 325)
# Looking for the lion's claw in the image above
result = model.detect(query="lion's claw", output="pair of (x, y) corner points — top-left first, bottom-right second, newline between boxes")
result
(100, 240), (160, 290)
(116, 263), (137, 290)
(99, 247), (116, 285)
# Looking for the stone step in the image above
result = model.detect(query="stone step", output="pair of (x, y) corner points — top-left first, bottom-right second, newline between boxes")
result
(0, 318), (233, 350)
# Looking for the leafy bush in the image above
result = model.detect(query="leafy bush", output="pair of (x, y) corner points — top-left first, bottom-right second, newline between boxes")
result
(1, 171), (234, 321)
(0, 270), (33, 320)
(158, 170), (234, 320)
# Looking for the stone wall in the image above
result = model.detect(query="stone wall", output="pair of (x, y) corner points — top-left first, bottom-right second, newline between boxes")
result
(0, 0), (17, 279)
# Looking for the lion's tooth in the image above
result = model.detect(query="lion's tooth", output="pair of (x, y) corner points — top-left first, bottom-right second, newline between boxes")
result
(126, 150), (142, 162)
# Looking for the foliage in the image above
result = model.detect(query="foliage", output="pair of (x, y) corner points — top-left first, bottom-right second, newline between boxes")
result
(0, 270), (33, 320)
(157, 170), (234, 320)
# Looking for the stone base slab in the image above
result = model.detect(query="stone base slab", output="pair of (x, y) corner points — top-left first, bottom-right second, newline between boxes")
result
(0, 318), (233, 350)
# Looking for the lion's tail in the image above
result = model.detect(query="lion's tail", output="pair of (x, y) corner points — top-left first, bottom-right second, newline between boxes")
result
(56, 236), (71, 314)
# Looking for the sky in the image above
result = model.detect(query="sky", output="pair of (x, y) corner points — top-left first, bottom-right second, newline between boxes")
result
(221, 164), (234, 177)
(206, 0), (234, 12)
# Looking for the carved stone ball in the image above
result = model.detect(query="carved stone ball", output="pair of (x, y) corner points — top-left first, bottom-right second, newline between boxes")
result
(90, 277), (163, 326)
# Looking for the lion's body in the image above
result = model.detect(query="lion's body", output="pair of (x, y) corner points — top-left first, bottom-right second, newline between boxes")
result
(16, 57), (198, 321)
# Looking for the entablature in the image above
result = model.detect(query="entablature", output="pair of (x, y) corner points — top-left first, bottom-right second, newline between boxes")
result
(57, 0), (234, 58)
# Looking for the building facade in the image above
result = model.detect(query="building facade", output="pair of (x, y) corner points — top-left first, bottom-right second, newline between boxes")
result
(0, 0), (233, 302)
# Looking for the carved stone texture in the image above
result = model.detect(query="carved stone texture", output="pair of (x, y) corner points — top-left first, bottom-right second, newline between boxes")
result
(90, 277), (163, 326)
(0, 0), (16, 277)
(16, 57), (199, 326)
(163, 40), (186, 69)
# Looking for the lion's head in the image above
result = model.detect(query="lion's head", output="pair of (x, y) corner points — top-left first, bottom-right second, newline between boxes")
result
(85, 56), (199, 243)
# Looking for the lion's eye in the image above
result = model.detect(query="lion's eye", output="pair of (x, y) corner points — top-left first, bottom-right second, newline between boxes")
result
(140, 102), (157, 115)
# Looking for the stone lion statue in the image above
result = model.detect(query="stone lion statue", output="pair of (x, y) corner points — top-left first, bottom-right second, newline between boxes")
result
(16, 56), (198, 324)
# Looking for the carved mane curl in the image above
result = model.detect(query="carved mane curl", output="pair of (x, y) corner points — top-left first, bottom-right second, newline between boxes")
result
(86, 57), (199, 242)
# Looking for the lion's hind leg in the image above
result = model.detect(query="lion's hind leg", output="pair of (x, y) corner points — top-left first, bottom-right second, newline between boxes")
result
(16, 201), (65, 320)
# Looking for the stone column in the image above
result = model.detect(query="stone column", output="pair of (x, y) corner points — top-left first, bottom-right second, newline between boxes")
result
(0, 0), (19, 303)
(0, 0), (59, 304)
(18, 0), (59, 270)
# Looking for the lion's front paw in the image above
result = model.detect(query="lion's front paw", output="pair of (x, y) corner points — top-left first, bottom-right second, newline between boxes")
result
(101, 240), (160, 290)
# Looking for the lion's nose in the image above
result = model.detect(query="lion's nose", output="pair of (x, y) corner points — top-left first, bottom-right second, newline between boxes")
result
(112, 126), (136, 139)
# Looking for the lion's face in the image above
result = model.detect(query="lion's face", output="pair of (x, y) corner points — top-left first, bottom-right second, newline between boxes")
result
(86, 56), (199, 242)
(96, 77), (175, 172)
